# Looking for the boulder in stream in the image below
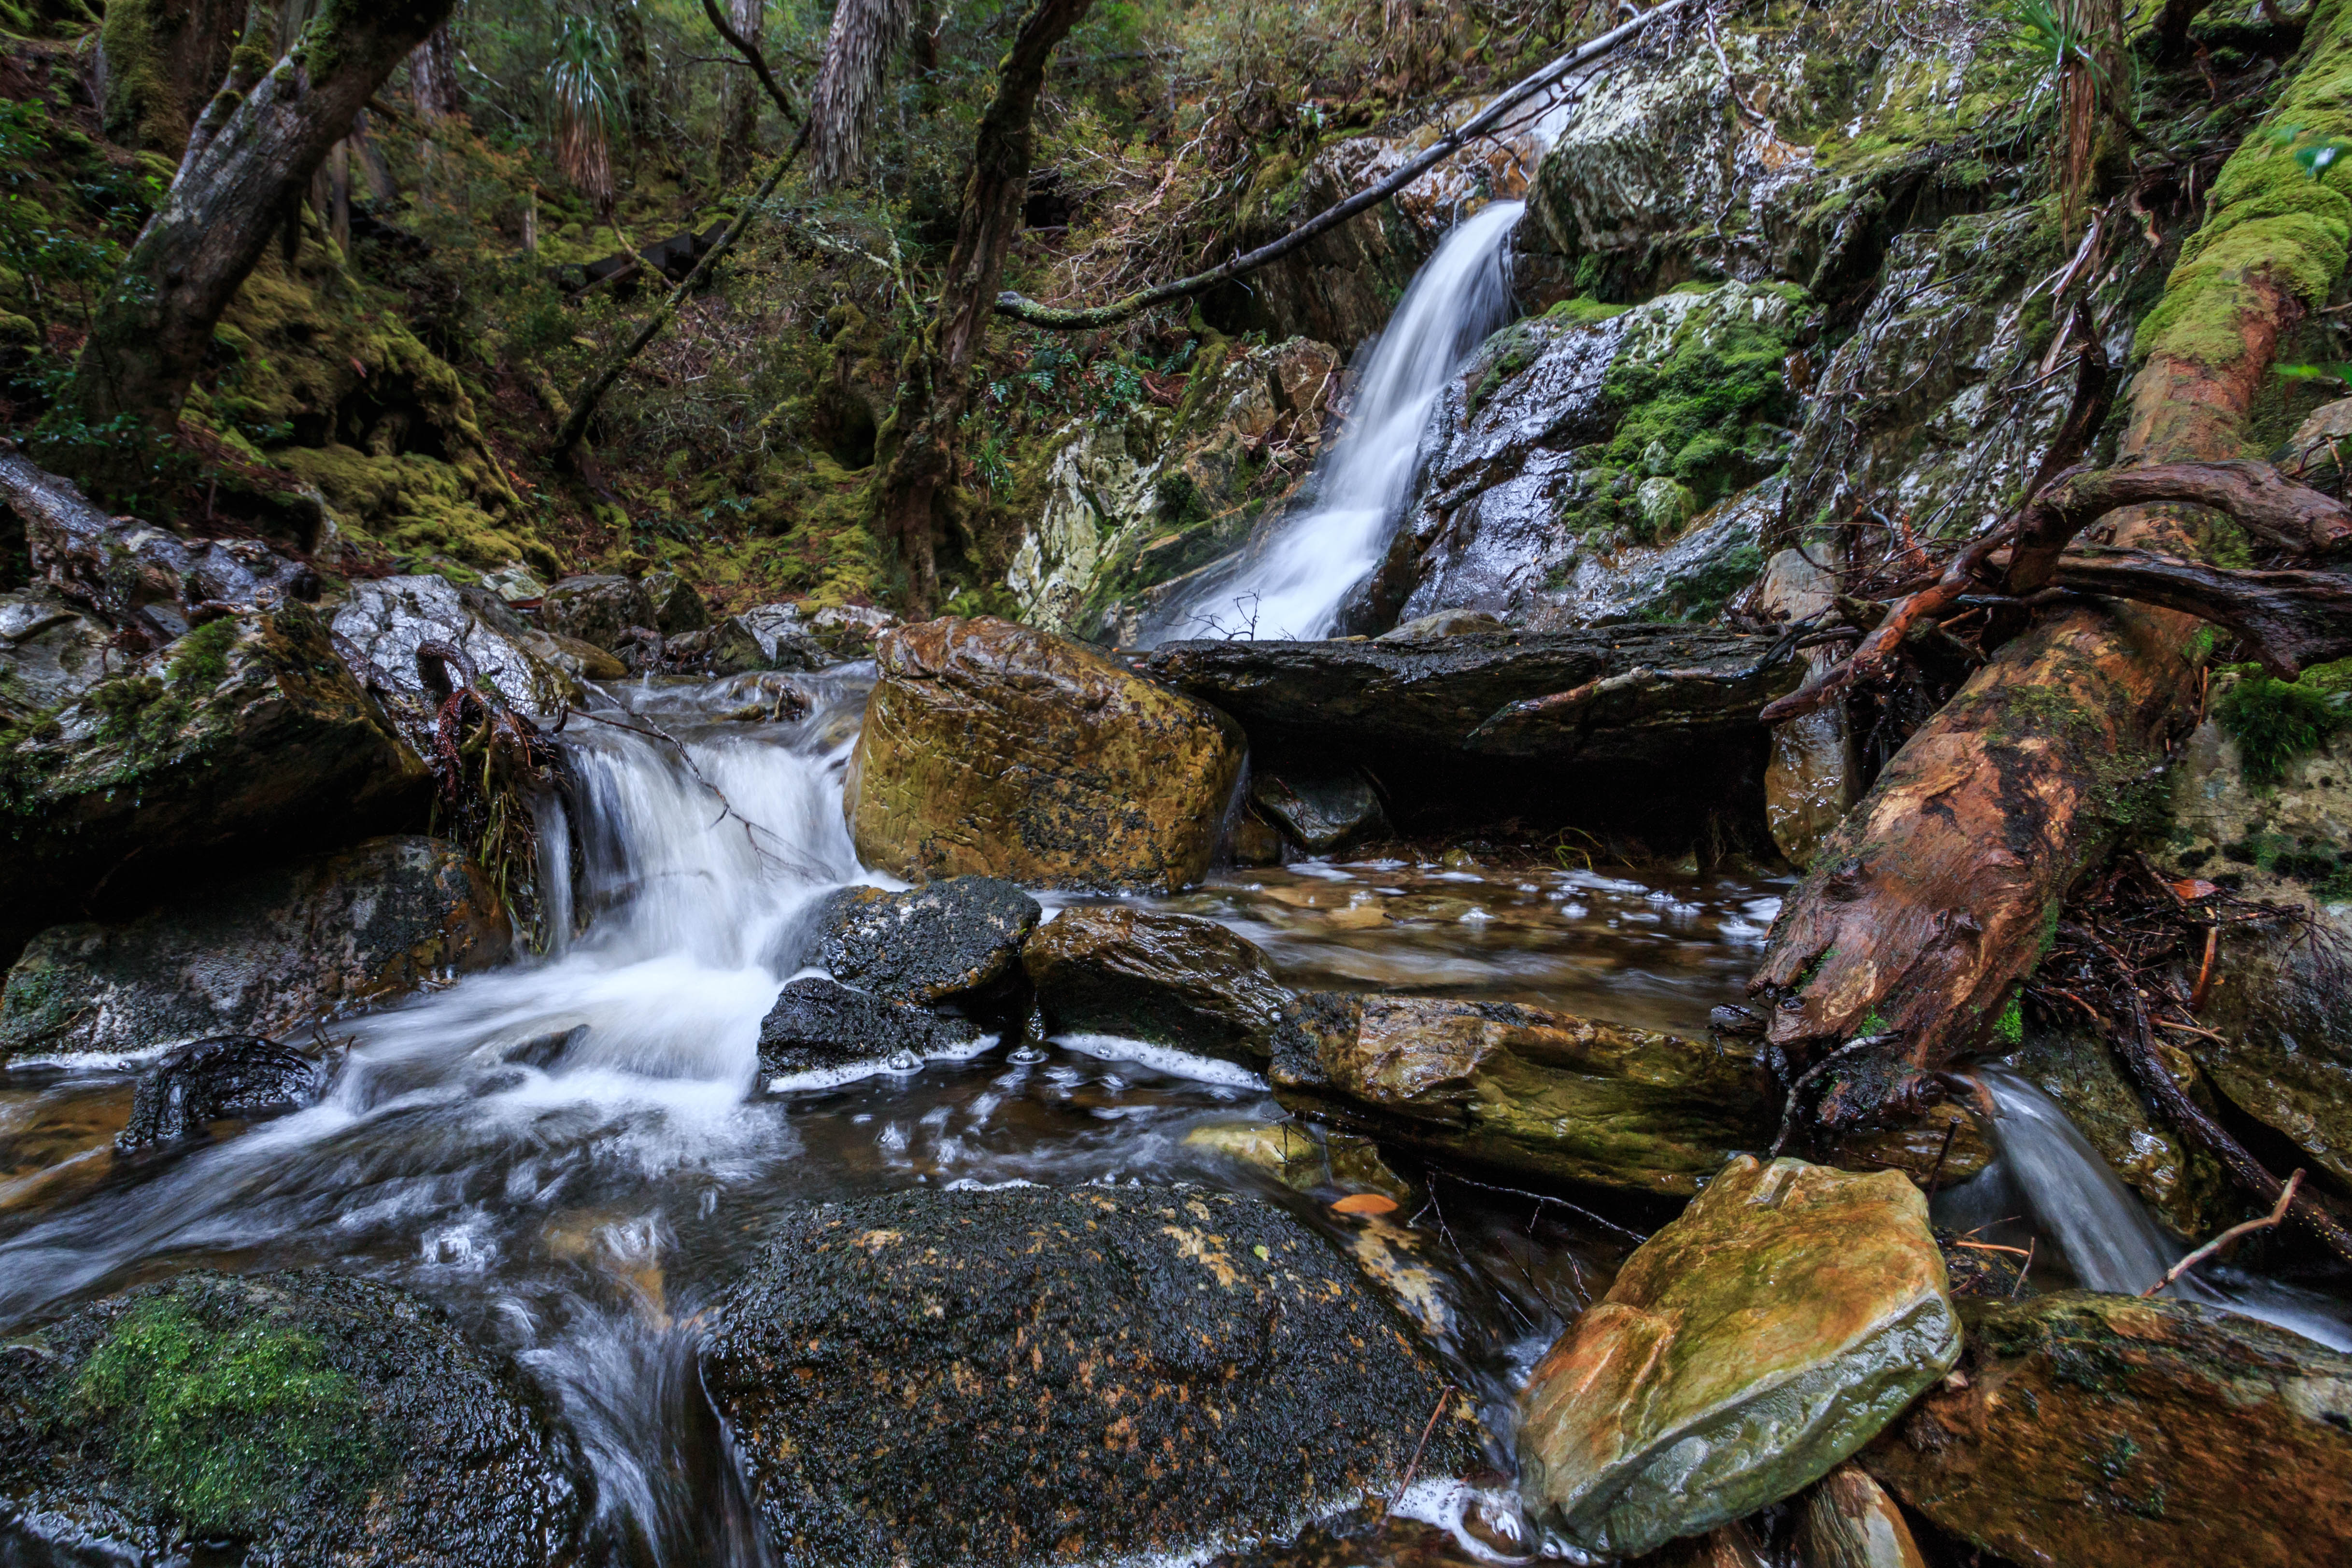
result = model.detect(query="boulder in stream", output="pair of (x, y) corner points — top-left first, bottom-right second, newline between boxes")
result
(1270, 993), (1774, 1195)
(1517, 1156), (1960, 1557)
(1863, 1291), (2352, 1568)
(811, 876), (1041, 1008)
(538, 574), (659, 652)
(1249, 761), (1389, 853)
(0, 1269), (584, 1567)
(1022, 905), (1293, 1064)
(847, 617), (1246, 892)
(755, 977), (983, 1082)
(116, 1034), (325, 1149)
(705, 1184), (1474, 1568)
(0, 836), (511, 1063)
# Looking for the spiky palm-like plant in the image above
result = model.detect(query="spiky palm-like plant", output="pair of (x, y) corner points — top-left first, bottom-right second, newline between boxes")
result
(550, 11), (622, 212)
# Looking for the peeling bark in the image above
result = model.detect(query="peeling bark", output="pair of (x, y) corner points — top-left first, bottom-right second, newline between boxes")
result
(2053, 552), (2352, 678)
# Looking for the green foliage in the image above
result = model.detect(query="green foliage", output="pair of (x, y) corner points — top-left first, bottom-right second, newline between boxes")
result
(73, 1294), (379, 1538)
(166, 617), (240, 693)
(1993, 994), (2025, 1046)
(2214, 663), (2352, 785)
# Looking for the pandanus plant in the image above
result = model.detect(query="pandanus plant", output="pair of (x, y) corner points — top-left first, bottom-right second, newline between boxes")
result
(549, 10), (623, 213)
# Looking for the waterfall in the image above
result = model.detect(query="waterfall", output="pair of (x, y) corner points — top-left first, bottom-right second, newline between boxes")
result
(1141, 200), (1525, 645)
(1978, 1067), (2352, 1350)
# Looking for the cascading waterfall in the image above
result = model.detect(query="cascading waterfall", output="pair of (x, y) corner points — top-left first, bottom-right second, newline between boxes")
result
(1140, 199), (1525, 645)
(1977, 1067), (2352, 1350)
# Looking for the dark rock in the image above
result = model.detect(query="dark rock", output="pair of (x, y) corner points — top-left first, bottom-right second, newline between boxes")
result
(639, 570), (711, 635)
(1022, 906), (1293, 1064)
(1864, 1291), (2352, 1568)
(0, 1270), (583, 1567)
(1250, 761), (1388, 852)
(0, 589), (114, 721)
(538, 575), (659, 653)
(755, 977), (983, 1079)
(812, 876), (1041, 1008)
(703, 1184), (1474, 1568)
(1145, 627), (1798, 763)
(1, 836), (511, 1063)
(117, 1035), (322, 1150)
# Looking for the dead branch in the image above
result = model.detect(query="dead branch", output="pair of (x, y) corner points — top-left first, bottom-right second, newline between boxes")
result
(2013, 461), (2352, 589)
(989, 0), (1692, 330)
(2143, 1169), (2304, 1296)
(2052, 551), (2352, 678)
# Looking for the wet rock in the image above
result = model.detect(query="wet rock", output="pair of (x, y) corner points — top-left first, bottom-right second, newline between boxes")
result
(639, 569), (711, 634)
(0, 588), (114, 721)
(1864, 1291), (2352, 1568)
(2188, 915), (2352, 1192)
(0, 836), (510, 1063)
(0, 1270), (584, 1567)
(1757, 547), (1858, 868)
(755, 977), (984, 1080)
(848, 617), (1247, 892)
(331, 573), (584, 750)
(807, 603), (897, 659)
(481, 563), (549, 603)
(812, 876), (1041, 1008)
(1146, 626), (1796, 763)
(1832, 1101), (1995, 1190)
(1377, 608), (1507, 641)
(1800, 1464), (1927, 1568)
(538, 574), (658, 652)
(704, 1184), (1474, 1568)
(1179, 1118), (1409, 1202)
(728, 603), (832, 672)
(1269, 994), (1774, 1195)
(116, 1034), (323, 1150)
(1022, 905), (1292, 1064)
(1249, 761), (1388, 853)
(1518, 1157), (1960, 1557)
(0, 607), (430, 968)
(2008, 1023), (2236, 1241)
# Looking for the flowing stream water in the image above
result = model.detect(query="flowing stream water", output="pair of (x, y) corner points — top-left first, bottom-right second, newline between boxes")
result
(1140, 200), (1525, 645)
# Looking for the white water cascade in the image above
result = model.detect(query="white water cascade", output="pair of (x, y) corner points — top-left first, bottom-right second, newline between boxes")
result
(1141, 199), (1525, 644)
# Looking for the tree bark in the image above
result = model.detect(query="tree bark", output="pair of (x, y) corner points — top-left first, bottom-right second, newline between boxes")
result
(808, 0), (918, 191)
(99, 0), (248, 154)
(2053, 552), (2352, 678)
(70, 0), (456, 440)
(410, 18), (465, 120)
(716, 0), (765, 185)
(870, 0), (1097, 609)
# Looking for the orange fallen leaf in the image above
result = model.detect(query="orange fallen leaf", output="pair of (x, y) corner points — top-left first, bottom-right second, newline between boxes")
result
(1330, 1193), (1398, 1216)
(2169, 878), (2218, 901)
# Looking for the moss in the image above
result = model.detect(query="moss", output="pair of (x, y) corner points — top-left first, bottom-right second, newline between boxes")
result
(98, 0), (198, 154)
(166, 617), (240, 693)
(72, 1294), (380, 1538)
(1993, 994), (2025, 1046)
(2214, 659), (2352, 784)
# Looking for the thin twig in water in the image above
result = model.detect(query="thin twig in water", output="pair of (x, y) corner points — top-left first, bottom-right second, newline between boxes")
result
(1434, 1171), (1648, 1243)
(567, 708), (808, 873)
(2010, 1236), (2036, 1298)
(1389, 1384), (1455, 1510)
(2144, 1170), (2305, 1298)
(1768, 1035), (1895, 1158)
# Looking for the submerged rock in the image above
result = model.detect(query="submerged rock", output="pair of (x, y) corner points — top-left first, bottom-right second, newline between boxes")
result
(1518, 1157), (1960, 1557)
(1864, 1291), (2352, 1568)
(812, 876), (1041, 1008)
(0, 1270), (584, 1567)
(116, 1034), (323, 1149)
(0, 836), (510, 1063)
(754, 977), (983, 1080)
(1250, 761), (1389, 852)
(1023, 905), (1293, 1063)
(847, 617), (1246, 892)
(1269, 994), (1773, 1195)
(704, 1184), (1473, 1568)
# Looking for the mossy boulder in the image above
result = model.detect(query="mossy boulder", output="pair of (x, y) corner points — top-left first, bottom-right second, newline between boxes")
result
(0, 1270), (583, 1566)
(0, 835), (509, 1063)
(1022, 905), (1294, 1064)
(1518, 1157), (1960, 1557)
(809, 876), (1041, 1008)
(703, 1184), (1475, 1568)
(846, 617), (1246, 893)
(539, 575), (659, 653)
(1268, 993), (1775, 1195)
(1864, 1292), (2352, 1568)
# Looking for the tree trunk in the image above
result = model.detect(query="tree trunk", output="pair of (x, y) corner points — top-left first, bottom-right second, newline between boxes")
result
(71, 0), (458, 440)
(808, 0), (918, 191)
(410, 19), (465, 120)
(99, 0), (249, 153)
(612, 0), (655, 163)
(1747, 14), (2352, 1124)
(717, 0), (765, 185)
(871, 0), (1097, 609)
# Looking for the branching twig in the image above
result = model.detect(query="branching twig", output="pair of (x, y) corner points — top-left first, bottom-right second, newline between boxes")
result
(2144, 1170), (2304, 1297)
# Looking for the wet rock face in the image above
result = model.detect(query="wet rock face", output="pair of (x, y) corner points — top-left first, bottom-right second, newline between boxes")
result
(537, 574), (658, 653)
(1022, 906), (1293, 1064)
(1269, 993), (1774, 1195)
(705, 1184), (1472, 1568)
(2189, 915), (2352, 1192)
(2008, 1023), (2235, 1241)
(1518, 1157), (1960, 1557)
(331, 574), (586, 750)
(1250, 761), (1389, 853)
(0, 589), (114, 722)
(116, 1034), (324, 1150)
(0, 1270), (584, 1568)
(848, 617), (1247, 893)
(755, 977), (983, 1080)
(812, 876), (1041, 1008)
(0, 836), (510, 1063)
(1864, 1292), (2352, 1568)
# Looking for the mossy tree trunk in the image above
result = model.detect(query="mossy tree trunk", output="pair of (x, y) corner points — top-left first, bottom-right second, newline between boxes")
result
(871, 0), (1096, 610)
(70, 0), (458, 443)
(99, 0), (248, 154)
(1749, 6), (2352, 1123)
(715, 0), (765, 185)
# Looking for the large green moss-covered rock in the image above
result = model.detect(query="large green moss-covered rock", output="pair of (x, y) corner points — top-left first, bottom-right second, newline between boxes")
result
(1517, 1156), (1960, 1557)
(1023, 904), (1293, 1064)
(1269, 993), (1773, 1195)
(0, 835), (509, 1062)
(704, 1184), (1474, 1568)
(1864, 1292), (2352, 1568)
(0, 1270), (583, 1566)
(845, 617), (1246, 892)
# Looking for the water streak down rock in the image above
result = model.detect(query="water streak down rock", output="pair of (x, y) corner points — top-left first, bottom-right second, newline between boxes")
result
(1518, 1157), (1960, 1557)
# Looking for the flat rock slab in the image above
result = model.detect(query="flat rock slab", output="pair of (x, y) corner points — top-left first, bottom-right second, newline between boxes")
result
(813, 876), (1040, 1007)
(1270, 994), (1774, 1195)
(1517, 1156), (1960, 1557)
(1023, 905), (1293, 1064)
(755, 976), (983, 1082)
(1864, 1291), (2352, 1568)
(704, 1184), (1474, 1568)
(1144, 628), (1798, 760)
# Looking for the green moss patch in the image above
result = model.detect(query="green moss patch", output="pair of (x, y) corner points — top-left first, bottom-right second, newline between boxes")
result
(2214, 659), (2352, 784)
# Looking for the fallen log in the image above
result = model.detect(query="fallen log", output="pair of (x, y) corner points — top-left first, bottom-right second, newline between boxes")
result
(2053, 551), (2352, 678)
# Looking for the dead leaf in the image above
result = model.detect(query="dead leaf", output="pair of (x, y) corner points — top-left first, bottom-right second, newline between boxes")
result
(1330, 1193), (1398, 1216)
(2169, 878), (2218, 902)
